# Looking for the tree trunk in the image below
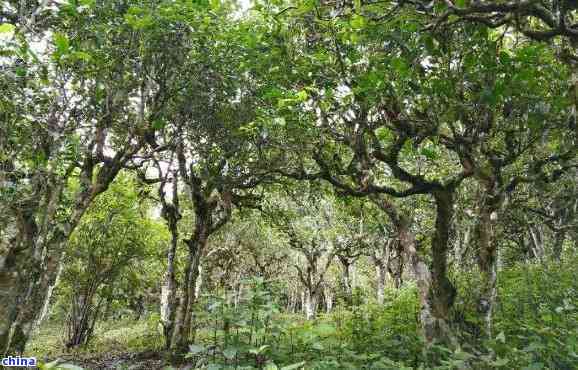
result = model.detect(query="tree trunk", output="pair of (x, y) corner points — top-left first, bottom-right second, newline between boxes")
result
(1, 231), (67, 356)
(374, 197), (442, 345)
(473, 170), (504, 339)
(171, 217), (208, 351)
(372, 238), (395, 304)
(528, 225), (545, 260)
(158, 170), (182, 349)
(37, 259), (64, 326)
(304, 288), (317, 320)
(428, 190), (457, 345)
(552, 230), (566, 261)
(160, 222), (179, 349)
(324, 285), (334, 313)
(398, 224), (438, 344)
(1, 151), (129, 355)
(234, 282), (243, 308)
(376, 263), (387, 305)
(339, 257), (353, 304)
(195, 264), (203, 300)
(475, 203), (498, 338)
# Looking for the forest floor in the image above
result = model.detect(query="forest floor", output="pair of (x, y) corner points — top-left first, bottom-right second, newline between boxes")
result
(25, 260), (578, 370)
(29, 318), (170, 369)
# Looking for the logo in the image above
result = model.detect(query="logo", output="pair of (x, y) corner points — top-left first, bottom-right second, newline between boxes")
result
(1, 356), (37, 367)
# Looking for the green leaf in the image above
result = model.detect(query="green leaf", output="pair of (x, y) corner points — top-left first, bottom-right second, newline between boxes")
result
(523, 342), (544, 352)
(249, 345), (270, 355)
(54, 33), (69, 53)
(315, 323), (336, 336)
(420, 147), (438, 160)
(354, 0), (361, 13)
(391, 57), (409, 77)
(223, 347), (237, 360)
(265, 363), (279, 370)
(424, 36), (438, 55)
(495, 331), (506, 343)
(0, 23), (15, 34)
(152, 120), (166, 130)
(72, 51), (92, 62)
(312, 341), (324, 350)
(281, 362), (306, 370)
(210, 0), (220, 10)
(350, 14), (365, 29)
(188, 343), (205, 355)
(522, 363), (544, 370)
(492, 357), (509, 367)
(295, 90), (308, 102)
(273, 117), (286, 127)
(15, 66), (26, 77)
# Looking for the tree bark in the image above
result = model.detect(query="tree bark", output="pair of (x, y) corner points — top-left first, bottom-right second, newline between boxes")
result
(160, 222), (179, 349)
(170, 216), (209, 351)
(474, 175), (504, 339)
(324, 285), (334, 313)
(372, 238), (395, 304)
(475, 203), (498, 338)
(528, 224), (545, 260)
(1, 143), (135, 355)
(552, 230), (566, 261)
(428, 190), (457, 345)
(304, 287), (318, 320)
(376, 263), (387, 305)
(339, 256), (353, 304)
(373, 196), (445, 345)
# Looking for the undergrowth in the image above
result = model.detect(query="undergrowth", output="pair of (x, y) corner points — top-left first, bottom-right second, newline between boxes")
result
(30, 258), (577, 369)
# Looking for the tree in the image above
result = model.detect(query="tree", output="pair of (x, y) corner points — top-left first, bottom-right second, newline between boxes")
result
(135, 4), (282, 350)
(266, 186), (341, 320)
(256, 0), (576, 343)
(61, 174), (164, 348)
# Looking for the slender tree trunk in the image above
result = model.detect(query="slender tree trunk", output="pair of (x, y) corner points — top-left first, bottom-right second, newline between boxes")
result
(304, 287), (317, 320)
(171, 217), (208, 351)
(158, 170), (182, 349)
(552, 230), (566, 261)
(286, 291), (293, 312)
(528, 225), (545, 260)
(160, 220), (179, 349)
(195, 264), (203, 300)
(324, 285), (334, 313)
(234, 282), (243, 308)
(2, 232), (67, 355)
(37, 260), (64, 326)
(390, 243), (404, 289)
(475, 202), (498, 338)
(339, 257), (353, 304)
(373, 239), (394, 304)
(376, 263), (387, 305)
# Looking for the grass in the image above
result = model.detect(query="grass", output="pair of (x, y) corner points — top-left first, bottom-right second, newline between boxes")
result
(28, 317), (165, 367)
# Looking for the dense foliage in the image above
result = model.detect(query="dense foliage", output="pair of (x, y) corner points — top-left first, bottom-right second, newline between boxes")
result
(1, 0), (576, 369)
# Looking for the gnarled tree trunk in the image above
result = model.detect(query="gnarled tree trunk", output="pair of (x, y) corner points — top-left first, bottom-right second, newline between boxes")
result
(375, 194), (456, 345)
(474, 178), (503, 339)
